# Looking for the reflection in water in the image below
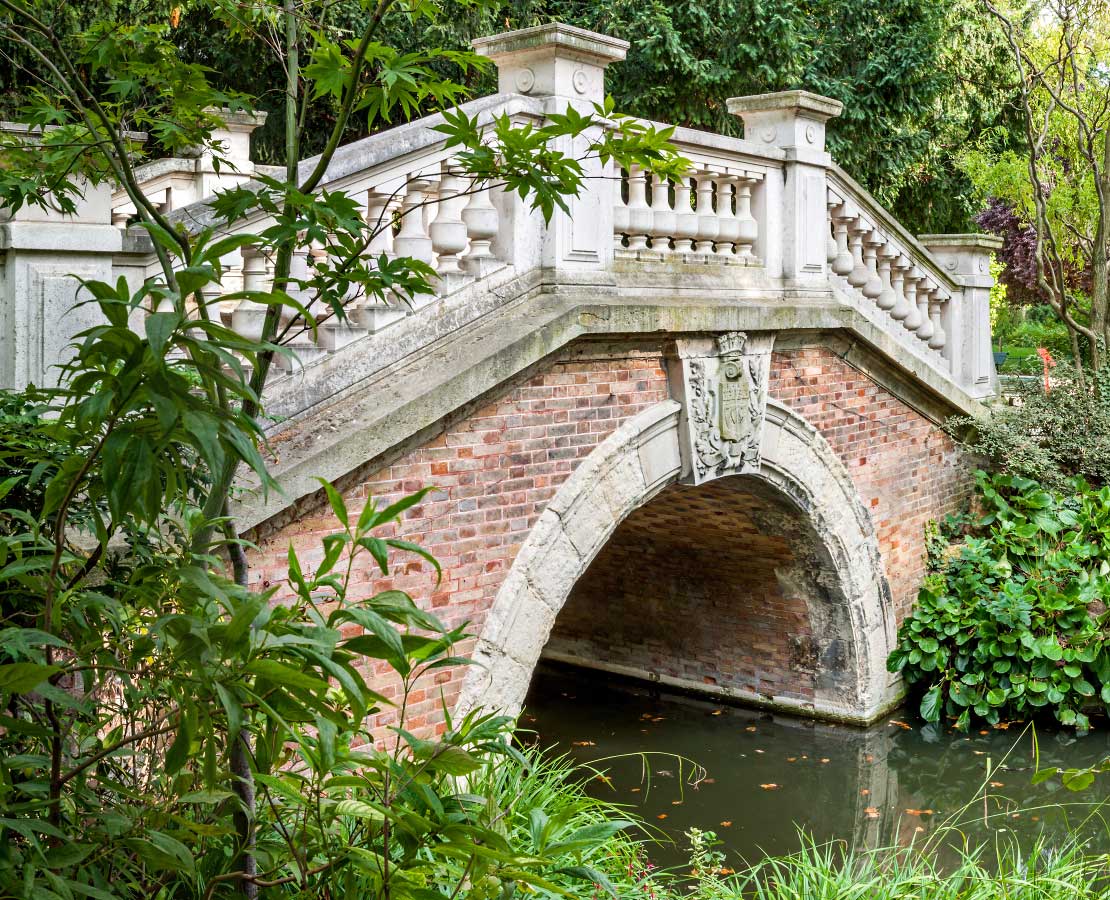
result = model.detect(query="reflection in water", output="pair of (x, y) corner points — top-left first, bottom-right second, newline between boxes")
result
(522, 664), (1110, 868)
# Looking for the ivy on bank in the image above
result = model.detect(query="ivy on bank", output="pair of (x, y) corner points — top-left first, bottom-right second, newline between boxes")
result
(888, 471), (1110, 732)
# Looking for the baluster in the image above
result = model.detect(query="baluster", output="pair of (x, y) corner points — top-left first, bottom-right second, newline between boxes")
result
(890, 254), (912, 321)
(394, 177), (436, 266)
(928, 290), (948, 351)
(276, 242), (330, 368)
(613, 167), (630, 252)
(902, 266), (923, 331)
(714, 174), (739, 259)
(847, 219), (869, 288)
(232, 246), (269, 343)
(861, 231), (883, 300)
(461, 178), (501, 277)
(430, 163), (470, 291)
(355, 191), (406, 333)
(876, 242), (897, 311)
(693, 170), (719, 256)
(826, 192), (839, 268)
(648, 173), (675, 254)
(831, 204), (855, 277)
(916, 278), (936, 342)
(735, 176), (758, 263)
(625, 165), (651, 252)
(673, 176), (697, 254)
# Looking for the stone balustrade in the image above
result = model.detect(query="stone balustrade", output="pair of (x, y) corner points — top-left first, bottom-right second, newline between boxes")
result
(614, 164), (763, 265)
(826, 179), (952, 369)
(0, 21), (1000, 407)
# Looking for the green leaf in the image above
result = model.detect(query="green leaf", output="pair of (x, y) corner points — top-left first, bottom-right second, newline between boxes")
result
(919, 684), (943, 723)
(246, 659), (330, 694)
(0, 662), (61, 694)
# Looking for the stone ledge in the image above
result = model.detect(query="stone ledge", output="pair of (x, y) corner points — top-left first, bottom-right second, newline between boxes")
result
(233, 285), (987, 534)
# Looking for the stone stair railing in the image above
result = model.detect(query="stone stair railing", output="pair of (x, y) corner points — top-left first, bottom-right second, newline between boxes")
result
(0, 21), (1001, 408)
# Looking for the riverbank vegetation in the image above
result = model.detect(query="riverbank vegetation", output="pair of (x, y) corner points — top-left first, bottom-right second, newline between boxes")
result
(889, 470), (1110, 732)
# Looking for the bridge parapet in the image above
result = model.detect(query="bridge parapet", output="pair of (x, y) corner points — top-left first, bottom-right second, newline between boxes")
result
(1, 21), (999, 415)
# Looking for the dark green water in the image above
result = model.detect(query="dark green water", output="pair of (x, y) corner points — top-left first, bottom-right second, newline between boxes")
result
(522, 664), (1110, 868)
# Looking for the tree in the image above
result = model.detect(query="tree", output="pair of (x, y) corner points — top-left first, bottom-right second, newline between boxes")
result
(0, 0), (1022, 233)
(965, 0), (1110, 371)
(0, 0), (683, 895)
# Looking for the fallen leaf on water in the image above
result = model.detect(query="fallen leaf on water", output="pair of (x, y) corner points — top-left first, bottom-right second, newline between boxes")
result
(891, 721), (912, 730)
(710, 709), (724, 716)
(864, 807), (880, 819)
(989, 781), (1004, 788)
(745, 726), (757, 732)
(994, 722), (1011, 730)
(760, 783), (779, 790)
(630, 788), (641, 793)
(657, 814), (668, 820)
(572, 741), (597, 747)
(719, 867), (735, 875)
(905, 809), (934, 817)
(860, 789), (871, 797)
(594, 774), (613, 786)
(720, 821), (733, 827)
(786, 757), (798, 763)
(1032, 816), (1040, 822)
(671, 800), (683, 806)
(820, 758), (830, 764)
(980, 730), (990, 735)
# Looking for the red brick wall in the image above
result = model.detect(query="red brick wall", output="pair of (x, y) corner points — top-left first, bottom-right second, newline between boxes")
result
(251, 348), (670, 737)
(251, 341), (971, 735)
(768, 348), (970, 622)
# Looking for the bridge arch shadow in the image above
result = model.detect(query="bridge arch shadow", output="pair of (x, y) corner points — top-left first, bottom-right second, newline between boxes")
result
(458, 399), (900, 724)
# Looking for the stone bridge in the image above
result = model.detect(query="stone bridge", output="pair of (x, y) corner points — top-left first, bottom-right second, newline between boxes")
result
(0, 23), (1002, 729)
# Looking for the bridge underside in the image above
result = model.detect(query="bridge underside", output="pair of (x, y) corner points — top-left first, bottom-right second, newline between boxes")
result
(545, 477), (857, 714)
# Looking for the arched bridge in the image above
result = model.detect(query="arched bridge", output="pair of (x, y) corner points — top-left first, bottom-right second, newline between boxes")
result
(1, 23), (1002, 729)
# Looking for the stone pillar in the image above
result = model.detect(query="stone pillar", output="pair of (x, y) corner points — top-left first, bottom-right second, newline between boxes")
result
(0, 179), (122, 390)
(472, 23), (629, 272)
(726, 91), (843, 288)
(918, 233), (1003, 398)
(197, 107), (269, 196)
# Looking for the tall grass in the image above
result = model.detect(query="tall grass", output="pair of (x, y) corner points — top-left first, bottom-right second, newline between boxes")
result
(441, 743), (1110, 900)
(730, 837), (1110, 900)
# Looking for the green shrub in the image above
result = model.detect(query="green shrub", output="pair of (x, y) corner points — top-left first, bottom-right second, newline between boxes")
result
(888, 471), (1110, 731)
(949, 368), (1110, 489)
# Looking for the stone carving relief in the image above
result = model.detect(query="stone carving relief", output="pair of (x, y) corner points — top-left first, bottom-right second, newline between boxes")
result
(671, 332), (775, 484)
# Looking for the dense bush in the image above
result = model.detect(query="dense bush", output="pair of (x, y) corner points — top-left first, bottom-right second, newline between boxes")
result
(948, 368), (1110, 489)
(888, 471), (1110, 731)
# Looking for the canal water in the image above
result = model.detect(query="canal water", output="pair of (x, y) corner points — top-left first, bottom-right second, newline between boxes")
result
(522, 664), (1110, 868)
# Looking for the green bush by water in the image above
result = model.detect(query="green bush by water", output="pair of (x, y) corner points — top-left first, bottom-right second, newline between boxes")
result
(889, 471), (1110, 731)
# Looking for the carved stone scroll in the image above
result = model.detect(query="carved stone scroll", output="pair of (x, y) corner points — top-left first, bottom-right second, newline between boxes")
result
(667, 331), (775, 484)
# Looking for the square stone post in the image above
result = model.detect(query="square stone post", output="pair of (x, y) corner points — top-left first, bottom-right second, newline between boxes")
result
(0, 176), (121, 389)
(727, 91), (843, 290)
(918, 233), (1003, 399)
(197, 108), (269, 196)
(472, 24), (628, 274)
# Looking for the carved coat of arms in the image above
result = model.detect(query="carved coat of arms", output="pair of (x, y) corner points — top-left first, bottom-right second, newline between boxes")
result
(671, 332), (774, 484)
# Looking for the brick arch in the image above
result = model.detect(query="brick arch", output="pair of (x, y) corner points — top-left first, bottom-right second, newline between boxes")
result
(457, 398), (899, 724)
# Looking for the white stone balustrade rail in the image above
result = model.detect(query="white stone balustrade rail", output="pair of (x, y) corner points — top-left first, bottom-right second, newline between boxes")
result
(1, 21), (1001, 415)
